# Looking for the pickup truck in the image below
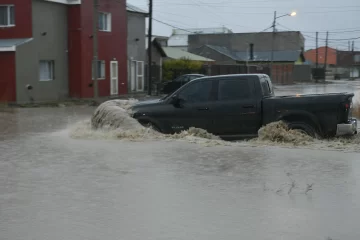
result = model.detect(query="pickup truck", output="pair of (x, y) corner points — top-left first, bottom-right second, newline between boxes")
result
(131, 74), (357, 138)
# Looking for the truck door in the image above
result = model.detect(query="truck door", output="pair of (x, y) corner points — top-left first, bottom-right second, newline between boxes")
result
(166, 79), (217, 133)
(212, 77), (261, 135)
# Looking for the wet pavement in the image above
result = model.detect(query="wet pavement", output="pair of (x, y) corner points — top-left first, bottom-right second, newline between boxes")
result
(1, 81), (360, 240)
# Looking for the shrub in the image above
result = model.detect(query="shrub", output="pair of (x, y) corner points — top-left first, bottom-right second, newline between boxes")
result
(162, 58), (203, 81)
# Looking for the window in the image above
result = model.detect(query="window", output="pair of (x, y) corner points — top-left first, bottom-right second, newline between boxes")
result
(178, 80), (213, 103)
(92, 60), (106, 79)
(98, 12), (111, 31)
(0, 5), (15, 26)
(218, 79), (251, 101)
(39, 61), (54, 81)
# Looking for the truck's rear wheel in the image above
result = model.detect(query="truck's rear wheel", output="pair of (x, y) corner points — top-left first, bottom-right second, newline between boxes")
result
(287, 122), (319, 138)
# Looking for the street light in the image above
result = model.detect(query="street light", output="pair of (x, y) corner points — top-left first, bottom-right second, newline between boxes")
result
(273, 11), (297, 32)
(270, 10), (297, 79)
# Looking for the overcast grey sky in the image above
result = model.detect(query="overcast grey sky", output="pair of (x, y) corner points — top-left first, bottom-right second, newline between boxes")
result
(128, 0), (360, 50)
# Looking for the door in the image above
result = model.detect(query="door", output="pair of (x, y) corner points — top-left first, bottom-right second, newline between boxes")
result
(130, 61), (136, 92)
(110, 61), (118, 95)
(136, 61), (144, 92)
(212, 77), (260, 135)
(166, 80), (217, 133)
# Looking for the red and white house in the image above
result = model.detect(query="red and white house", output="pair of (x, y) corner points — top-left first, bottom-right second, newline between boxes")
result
(0, 0), (127, 103)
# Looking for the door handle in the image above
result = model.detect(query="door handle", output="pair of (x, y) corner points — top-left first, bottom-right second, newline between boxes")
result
(242, 105), (255, 108)
(197, 107), (209, 111)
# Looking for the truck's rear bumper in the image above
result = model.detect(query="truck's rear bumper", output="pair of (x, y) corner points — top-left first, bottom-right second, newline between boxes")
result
(336, 118), (357, 136)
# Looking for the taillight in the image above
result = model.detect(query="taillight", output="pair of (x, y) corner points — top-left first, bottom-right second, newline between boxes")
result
(345, 103), (350, 109)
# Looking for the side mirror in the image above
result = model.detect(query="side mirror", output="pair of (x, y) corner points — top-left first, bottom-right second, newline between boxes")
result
(170, 95), (184, 107)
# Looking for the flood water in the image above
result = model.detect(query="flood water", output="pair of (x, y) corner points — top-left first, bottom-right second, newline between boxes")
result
(1, 81), (360, 240)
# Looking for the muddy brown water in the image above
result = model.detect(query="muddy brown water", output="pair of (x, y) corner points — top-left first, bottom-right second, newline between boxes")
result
(1, 81), (360, 240)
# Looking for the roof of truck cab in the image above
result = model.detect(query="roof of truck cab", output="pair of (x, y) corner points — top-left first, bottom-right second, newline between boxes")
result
(197, 74), (269, 79)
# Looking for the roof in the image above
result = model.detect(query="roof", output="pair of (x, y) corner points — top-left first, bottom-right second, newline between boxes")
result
(162, 47), (214, 62)
(126, 3), (148, 15)
(205, 45), (238, 60)
(205, 45), (302, 62)
(0, 38), (33, 51)
(304, 47), (337, 65)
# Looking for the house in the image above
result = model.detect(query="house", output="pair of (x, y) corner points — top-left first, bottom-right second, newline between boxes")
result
(188, 31), (305, 64)
(168, 27), (233, 51)
(0, 0), (127, 103)
(337, 50), (360, 78)
(304, 47), (360, 79)
(304, 46), (337, 67)
(127, 3), (147, 93)
(187, 31), (306, 84)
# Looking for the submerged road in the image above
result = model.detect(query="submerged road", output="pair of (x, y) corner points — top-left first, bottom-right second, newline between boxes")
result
(1, 81), (360, 240)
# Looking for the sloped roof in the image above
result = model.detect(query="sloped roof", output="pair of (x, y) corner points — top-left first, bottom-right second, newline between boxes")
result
(205, 45), (238, 60)
(162, 47), (214, 62)
(126, 3), (148, 15)
(235, 50), (302, 62)
(205, 44), (302, 62)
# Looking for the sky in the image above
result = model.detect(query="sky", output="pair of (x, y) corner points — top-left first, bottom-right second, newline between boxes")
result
(128, 0), (360, 51)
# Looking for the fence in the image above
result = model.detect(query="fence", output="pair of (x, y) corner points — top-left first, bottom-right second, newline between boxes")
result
(145, 63), (298, 86)
(292, 65), (312, 83)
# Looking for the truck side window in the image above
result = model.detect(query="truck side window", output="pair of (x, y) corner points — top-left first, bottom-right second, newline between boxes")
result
(260, 81), (270, 96)
(218, 79), (250, 101)
(178, 80), (212, 103)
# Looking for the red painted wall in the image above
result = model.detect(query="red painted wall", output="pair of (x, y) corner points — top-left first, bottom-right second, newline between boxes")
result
(68, 5), (82, 98)
(0, 52), (16, 102)
(305, 47), (337, 65)
(68, 0), (128, 98)
(0, 0), (32, 39)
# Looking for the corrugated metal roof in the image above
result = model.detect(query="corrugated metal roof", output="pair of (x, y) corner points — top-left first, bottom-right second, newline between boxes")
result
(162, 47), (214, 62)
(205, 45), (238, 60)
(205, 45), (301, 62)
(0, 38), (33, 47)
(126, 3), (148, 14)
(235, 50), (301, 62)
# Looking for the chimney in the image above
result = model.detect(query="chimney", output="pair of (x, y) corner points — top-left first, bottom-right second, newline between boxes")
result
(249, 43), (254, 60)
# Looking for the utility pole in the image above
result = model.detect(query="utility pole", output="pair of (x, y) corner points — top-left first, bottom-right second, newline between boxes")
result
(323, 31), (329, 81)
(348, 41), (351, 51)
(270, 11), (276, 79)
(315, 32), (318, 68)
(351, 41), (354, 78)
(147, 0), (153, 96)
(92, 0), (99, 99)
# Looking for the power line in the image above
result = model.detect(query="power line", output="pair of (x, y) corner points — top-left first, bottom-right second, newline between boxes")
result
(277, 23), (360, 41)
(153, 19), (196, 33)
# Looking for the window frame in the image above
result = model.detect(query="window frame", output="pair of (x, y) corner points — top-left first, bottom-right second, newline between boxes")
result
(92, 60), (106, 80)
(0, 5), (15, 27)
(39, 60), (55, 82)
(177, 79), (215, 103)
(98, 12), (111, 32)
(217, 78), (252, 101)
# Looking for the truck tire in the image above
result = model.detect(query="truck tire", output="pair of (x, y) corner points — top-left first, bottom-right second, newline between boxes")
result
(287, 121), (319, 138)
